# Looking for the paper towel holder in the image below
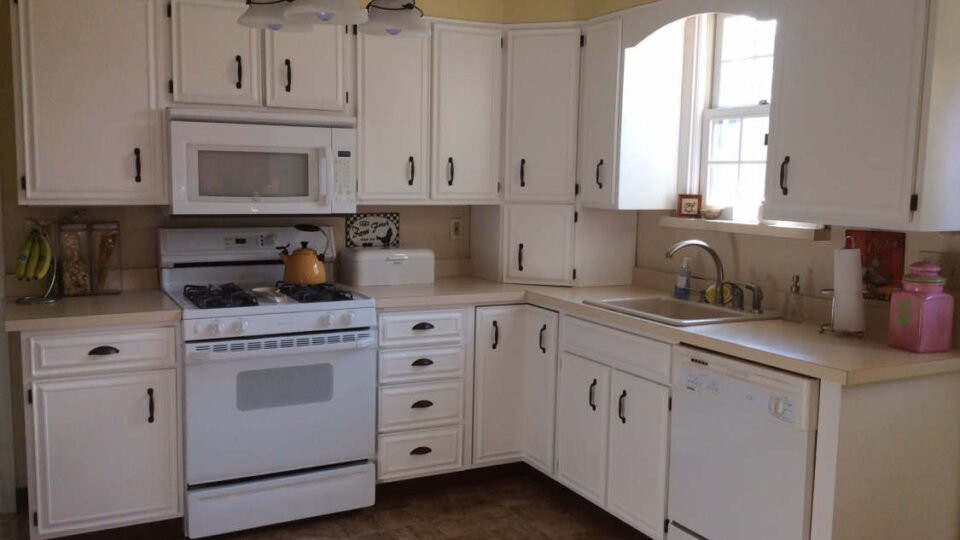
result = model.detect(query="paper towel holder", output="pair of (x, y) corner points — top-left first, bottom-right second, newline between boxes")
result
(818, 288), (865, 338)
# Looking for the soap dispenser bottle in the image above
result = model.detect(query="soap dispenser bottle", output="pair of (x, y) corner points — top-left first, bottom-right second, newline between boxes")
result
(783, 275), (804, 323)
(674, 257), (692, 300)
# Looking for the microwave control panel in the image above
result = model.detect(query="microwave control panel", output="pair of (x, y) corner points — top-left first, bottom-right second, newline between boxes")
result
(331, 129), (357, 214)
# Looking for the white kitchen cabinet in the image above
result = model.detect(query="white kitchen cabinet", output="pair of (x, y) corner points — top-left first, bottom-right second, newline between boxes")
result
(607, 370), (669, 539)
(15, 0), (166, 205)
(577, 18), (622, 209)
(265, 25), (345, 111)
(556, 352), (610, 506)
(504, 204), (575, 286)
(473, 306), (525, 464)
(171, 0), (261, 106)
(357, 33), (431, 202)
(504, 28), (580, 203)
(431, 24), (503, 202)
(520, 306), (558, 475)
(28, 370), (180, 539)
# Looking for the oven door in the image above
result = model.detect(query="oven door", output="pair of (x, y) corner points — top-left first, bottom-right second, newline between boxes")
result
(170, 121), (334, 215)
(184, 332), (376, 486)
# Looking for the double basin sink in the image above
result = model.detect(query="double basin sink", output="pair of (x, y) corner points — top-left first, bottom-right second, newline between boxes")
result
(584, 296), (779, 327)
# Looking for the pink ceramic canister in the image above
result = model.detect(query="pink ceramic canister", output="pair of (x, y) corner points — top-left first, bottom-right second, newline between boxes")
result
(888, 262), (954, 353)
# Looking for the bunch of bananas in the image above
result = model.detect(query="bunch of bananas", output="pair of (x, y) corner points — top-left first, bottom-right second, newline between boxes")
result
(16, 231), (52, 281)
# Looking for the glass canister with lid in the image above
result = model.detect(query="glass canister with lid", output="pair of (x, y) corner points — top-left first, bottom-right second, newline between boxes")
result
(888, 262), (954, 353)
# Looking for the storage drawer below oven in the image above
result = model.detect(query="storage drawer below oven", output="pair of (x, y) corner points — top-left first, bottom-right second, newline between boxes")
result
(377, 426), (463, 482)
(378, 380), (464, 432)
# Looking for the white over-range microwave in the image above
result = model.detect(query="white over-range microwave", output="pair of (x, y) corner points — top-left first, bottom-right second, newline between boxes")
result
(169, 120), (356, 215)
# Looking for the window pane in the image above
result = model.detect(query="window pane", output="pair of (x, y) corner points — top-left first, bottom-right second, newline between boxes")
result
(720, 16), (778, 60)
(741, 116), (770, 161)
(734, 163), (766, 222)
(717, 58), (773, 107)
(754, 20), (778, 56)
(753, 56), (774, 104)
(705, 164), (738, 208)
(708, 117), (741, 161)
(716, 15), (777, 107)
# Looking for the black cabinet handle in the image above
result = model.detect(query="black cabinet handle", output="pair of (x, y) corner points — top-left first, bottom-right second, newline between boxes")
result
(235, 55), (242, 89)
(520, 158), (526, 187)
(147, 388), (155, 424)
(588, 379), (597, 411)
(411, 400), (434, 409)
(408, 156), (415, 186)
(89, 346), (119, 356)
(539, 324), (547, 354)
(595, 159), (604, 189)
(410, 446), (432, 456)
(412, 322), (435, 331)
(447, 157), (455, 186)
(518, 243), (524, 272)
(284, 58), (292, 92)
(411, 358), (434, 367)
(779, 155), (791, 195)
(492, 320), (499, 350)
(618, 390), (627, 424)
(134, 148), (141, 183)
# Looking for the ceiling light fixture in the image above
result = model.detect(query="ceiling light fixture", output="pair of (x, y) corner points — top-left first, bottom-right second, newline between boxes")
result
(238, 0), (311, 32)
(284, 0), (369, 25)
(360, 0), (430, 38)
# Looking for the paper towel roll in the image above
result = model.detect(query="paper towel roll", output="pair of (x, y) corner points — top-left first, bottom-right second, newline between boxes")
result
(833, 248), (865, 334)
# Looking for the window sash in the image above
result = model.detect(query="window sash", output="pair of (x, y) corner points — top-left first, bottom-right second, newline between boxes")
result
(698, 105), (770, 206)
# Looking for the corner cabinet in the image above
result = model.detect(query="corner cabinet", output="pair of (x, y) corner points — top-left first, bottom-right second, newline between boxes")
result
(15, 0), (167, 205)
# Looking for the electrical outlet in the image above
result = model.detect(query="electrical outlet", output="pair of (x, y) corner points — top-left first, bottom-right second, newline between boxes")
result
(449, 218), (463, 241)
(919, 251), (960, 290)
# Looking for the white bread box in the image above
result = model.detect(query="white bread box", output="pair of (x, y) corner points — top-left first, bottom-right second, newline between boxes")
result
(340, 248), (435, 286)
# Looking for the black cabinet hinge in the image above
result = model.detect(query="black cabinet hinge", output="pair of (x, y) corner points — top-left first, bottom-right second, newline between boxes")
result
(501, 37), (504, 49)
(574, 211), (579, 223)
(168, 79), (174, 94)
(346, 91), (350, 104)
(27, 389), (32, 405)
(166, 2), (171, 17)
(910, 193), (919, 212)
(580, 35), (585, 47)
(668, 397), (672, 411)
(353, 24), (358, 35)
(32, 512), (38, 527)
(575, 183), (580, 196)
(497, 181), (502, 193)
(20, 176), (26, 191)
(572, 268), (577, 281)
(664, 519), (669, 533)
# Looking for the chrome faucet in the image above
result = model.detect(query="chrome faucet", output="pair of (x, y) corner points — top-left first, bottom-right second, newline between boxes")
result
(666, 240), (725, 306)
(742, 283), (764, 314)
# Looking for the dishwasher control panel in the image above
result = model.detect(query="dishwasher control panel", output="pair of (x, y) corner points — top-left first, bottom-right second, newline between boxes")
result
(680, 366), (799, 424)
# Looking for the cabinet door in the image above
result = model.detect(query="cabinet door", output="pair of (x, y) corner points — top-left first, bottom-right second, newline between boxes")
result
(607, 370), (670, 540)
(577, 18), (622, 209)
(17, 0), (165, 205)
(171, 0), (261, 106)
(266, 25), (345, 110)
(29, 370), (179, 538)
(504, 204), (575, 286)
(521, 306), (558, 475)
(431, 24), (502, 202)
(763, 0), (927, 226)
(358, 33), (430, 201)
(504, 28), (580, 203)
(556, 352), (609, 506)
(473, 306), (525, 464)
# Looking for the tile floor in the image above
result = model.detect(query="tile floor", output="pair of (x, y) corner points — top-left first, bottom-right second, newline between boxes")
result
(0, 465), (651, 540)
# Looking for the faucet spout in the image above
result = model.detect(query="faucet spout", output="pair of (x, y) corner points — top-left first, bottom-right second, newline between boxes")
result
(665, 240), (725, 306)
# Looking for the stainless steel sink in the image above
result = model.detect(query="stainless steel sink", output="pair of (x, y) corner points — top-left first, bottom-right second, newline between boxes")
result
(583, 296), (779, 327)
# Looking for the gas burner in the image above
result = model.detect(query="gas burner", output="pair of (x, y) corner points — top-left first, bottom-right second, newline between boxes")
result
(184, 284), (259, 309)
(277, 282), (355, 304)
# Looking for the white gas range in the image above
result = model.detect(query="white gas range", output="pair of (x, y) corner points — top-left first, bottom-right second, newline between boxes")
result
(160, 227), (377, 539)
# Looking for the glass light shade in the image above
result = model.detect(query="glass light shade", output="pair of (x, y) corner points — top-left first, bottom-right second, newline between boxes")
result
(238, 2), (311, 32)
(284, 0), (369, 25)
(359, 5), (430, 37)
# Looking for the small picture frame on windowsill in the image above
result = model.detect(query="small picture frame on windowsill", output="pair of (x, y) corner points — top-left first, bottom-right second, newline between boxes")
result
(677, 194), (703, 217)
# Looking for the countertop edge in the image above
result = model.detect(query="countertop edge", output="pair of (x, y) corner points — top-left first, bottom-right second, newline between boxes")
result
(4, 309), (182, 333)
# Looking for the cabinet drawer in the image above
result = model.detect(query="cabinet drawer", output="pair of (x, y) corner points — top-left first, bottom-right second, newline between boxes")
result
(563, 317), (671, 386)
(379, 347), (465, 384)
(378, 380), (463, 432)
(25, 327), (176, 379)
(377, 426), (463, 481)
(379, 310), (466, 348)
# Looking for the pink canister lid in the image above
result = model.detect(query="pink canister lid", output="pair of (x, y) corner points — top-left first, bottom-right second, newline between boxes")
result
(902, 261), (947, 284)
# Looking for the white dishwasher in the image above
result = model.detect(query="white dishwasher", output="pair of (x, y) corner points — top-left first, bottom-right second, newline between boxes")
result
(668, 346), (819, 540)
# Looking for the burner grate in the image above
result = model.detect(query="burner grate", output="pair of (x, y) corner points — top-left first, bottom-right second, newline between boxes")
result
(276, 282), (355, 304)
(183, 283), (259, 309)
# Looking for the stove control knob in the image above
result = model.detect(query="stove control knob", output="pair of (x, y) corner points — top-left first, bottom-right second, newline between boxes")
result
(231, 319), (249, 335)
(264, 233), (279, 247)
(217, 321), (228, 335)
(202, 322), (221, 337)
(339, 312), (356, 326)
(318, 314), (334, 328)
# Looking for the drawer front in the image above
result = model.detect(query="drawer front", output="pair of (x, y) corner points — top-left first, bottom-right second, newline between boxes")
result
(26, 327), (176, 378)
(377, 426), (463, 481)
(378, 380), (463, 432)
(563, 317), (671, 386)
(379, 310), (465, 348)
(379, 347), (465, 384)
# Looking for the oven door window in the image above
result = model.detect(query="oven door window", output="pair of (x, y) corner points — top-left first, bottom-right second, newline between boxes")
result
(236, 364), (333, 411)
(189, 145), (321, 202)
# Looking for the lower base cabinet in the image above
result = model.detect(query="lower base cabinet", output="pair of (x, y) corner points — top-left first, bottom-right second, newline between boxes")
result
(556, 352), (610, 506)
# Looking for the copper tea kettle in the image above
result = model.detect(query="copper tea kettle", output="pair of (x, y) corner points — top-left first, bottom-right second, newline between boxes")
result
(278, 241), (326, 285)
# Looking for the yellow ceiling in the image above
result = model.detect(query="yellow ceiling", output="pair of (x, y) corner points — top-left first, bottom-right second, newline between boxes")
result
(362, 0), (660, 23)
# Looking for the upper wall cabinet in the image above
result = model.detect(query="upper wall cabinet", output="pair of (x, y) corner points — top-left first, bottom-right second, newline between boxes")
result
(357, 33), (431, 202)
(504, 28), (581, 203)
(15, 0), (166, 205)
(431, 24), (503, 203)
(265, 26), (345, 110)
(171, 0), (261, 106)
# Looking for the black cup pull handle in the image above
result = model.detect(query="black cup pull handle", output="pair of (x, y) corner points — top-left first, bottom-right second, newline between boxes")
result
(284, 58), (292, 92)
(235, 55), (242, 89)
(408, 156), (415, 186)
(539, 324), (547, 354)
(412, 322), (435, 331)
(411, 400), (434, 409)
(411, 358), (434, 367)
(588, 378), (597, 411)
(595, 159), (604, 188)
(520, 158), (526, 187)
(779, 155), (791, 195)
(492, 320), (500, 350)
(447, 157), (455, 186)
(410, 446), (432, 456)
(147, 388), (155, 424)
(518, 243), (524, 272)
(618, 390), (627, 424)
(134, 148), (142, 183)
(89, 346), (120, 356)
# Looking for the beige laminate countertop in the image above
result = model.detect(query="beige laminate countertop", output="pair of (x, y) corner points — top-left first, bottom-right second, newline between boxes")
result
(352, 278), (960, 386)
(4, 290), (181, 333)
